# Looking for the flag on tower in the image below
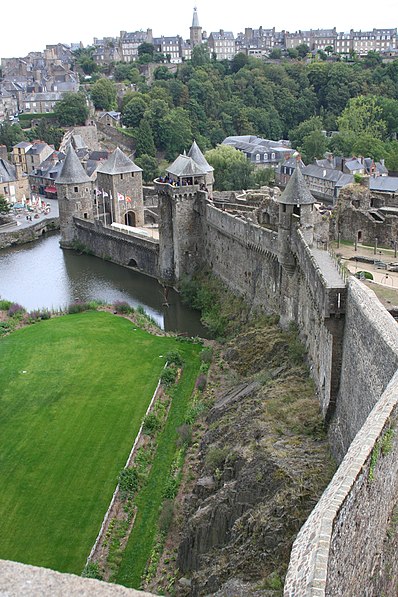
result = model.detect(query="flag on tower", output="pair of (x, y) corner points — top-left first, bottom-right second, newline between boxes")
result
(117, 192), (125, 202)
(125, 196), (132, 203)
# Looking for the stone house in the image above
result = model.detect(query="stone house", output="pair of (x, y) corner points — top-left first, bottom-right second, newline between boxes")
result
(0, 157), (29, 203)
(301, 164), (353, 203)
(12, 141), (54, 175)
(208, 30), (236, 60)
(153, 36), (182, 63)
(98, 111), (121, 127)
(222, 135), (293, 168)
(119, 30), (153, 62)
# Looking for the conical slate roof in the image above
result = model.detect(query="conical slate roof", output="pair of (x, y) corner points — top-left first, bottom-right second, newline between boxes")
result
(188, 140), (214, 173)
(166, 154), (207, 178)
(57, 145), (91, 184)
(96, 147), (142, 175)
(278, 165), (315, 205)
(192, 7), (200, 27)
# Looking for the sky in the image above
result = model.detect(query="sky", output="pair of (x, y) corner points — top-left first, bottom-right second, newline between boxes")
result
(1, 0), (398, 59)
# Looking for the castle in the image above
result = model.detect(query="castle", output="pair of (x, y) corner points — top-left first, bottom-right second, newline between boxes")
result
(56, 143), (398, 596)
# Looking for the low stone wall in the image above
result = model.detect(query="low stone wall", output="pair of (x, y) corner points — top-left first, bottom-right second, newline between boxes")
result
(74, 219), (160, 278)
(0, 218), (59, 249)
(284, 370), (398, 597)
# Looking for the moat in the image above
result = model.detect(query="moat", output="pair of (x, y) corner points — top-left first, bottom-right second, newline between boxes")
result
(0, 231), (207, 336)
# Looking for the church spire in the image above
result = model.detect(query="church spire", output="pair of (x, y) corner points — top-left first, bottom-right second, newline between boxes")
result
(192, 6), (200, 28)
(190, 6), (202, 47)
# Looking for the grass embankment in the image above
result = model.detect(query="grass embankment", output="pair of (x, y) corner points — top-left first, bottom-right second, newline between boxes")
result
(0, 310), (200, 574)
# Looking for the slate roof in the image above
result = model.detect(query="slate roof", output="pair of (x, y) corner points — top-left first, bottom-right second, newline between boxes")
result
(187, 140), (213, 173)
(26, 142), (50, 155)
(0, 158), (17, 182)
(370, 176), (398, 193)
(222, 135), (292, 158)
(302, 164), (354, 185)
(278, 166), (315, 205)
(166, 154), (207, 178)
(192, 7), (200, 28)
(56, 146), (91, 184)
(96, 147), (142, 175)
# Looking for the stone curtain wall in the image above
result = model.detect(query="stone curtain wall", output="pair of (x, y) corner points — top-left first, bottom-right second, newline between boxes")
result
(0, 218), (59, 249)
(284, 371), (398, 597)
(74, 219), (159, 278)
(329, 278), (398, 461)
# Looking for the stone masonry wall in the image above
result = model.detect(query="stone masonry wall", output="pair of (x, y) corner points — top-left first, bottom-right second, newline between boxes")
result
(329, 278), (398, 461)
(74, 218), (159, 278)
(284, 370), (398, 597)
(0, 217), (59, 249)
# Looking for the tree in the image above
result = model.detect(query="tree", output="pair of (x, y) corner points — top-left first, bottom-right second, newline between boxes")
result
(269, 48), (282, 59)
(191, 44), (210, 67)
(338, 95), (387, 139)
(289, 116), (324, 149)
(54, 92), (88, 126)
(231, 53), (249, 73)
(122, 96), (148, 128)
(27, 119), (64, 148)
(287, 48), (299, 59)
(90, 78), (117, 111)
(296, 43), (310, 58)
(74, 47), (97, 75)
(0, 122), (26, 150)
(135, 118), (156, 157)
(300, 130), (328, 163)
(159, 107), (193, 159)
(324, 45), (334, 56)
(138, 42), (155, 62)
(135, 154), (159, 183)
(154, 66), (173, 80)
(0, 194), (11, 215)
(205, 144), (253, 191)
(114, 62), (141, 84)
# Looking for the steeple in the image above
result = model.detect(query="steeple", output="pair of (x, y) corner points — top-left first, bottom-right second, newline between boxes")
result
(190, 7), (202, 47)
(57, 145), (91, 185)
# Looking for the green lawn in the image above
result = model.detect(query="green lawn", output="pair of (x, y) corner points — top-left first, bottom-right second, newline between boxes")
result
(0, 311), (200, 574)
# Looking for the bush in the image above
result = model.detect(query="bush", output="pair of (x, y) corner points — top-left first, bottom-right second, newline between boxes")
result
(195, 373), (207, 392)
(113, 300), (132, 314)
(160, 365), (177, 387)
(67, 301), (92, 314)
(0, 321), (11, 336)
(200, 348), (213, 363)
(158, 499), (174, 533)
(205, 446), (229, 473)
(28, 309), (52, 322)
(7, 303), (26, 318)
(118, 467), (139, 499)
(0, 300), (12, 311)
(176, 424), (192, 448)
(82, 562), (103, 580)
(143, 412), (161, 435)
(136, 305), (145, 315)
(165, 350), (184, 367)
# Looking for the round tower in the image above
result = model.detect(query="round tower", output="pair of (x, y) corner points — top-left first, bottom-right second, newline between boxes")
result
(190, 7), (202, 47)
(56, 145), (94, 248)
(277, 165), (315, 274)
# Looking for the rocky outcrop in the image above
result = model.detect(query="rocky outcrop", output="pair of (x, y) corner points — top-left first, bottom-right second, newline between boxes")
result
(176, 325), (335, 596)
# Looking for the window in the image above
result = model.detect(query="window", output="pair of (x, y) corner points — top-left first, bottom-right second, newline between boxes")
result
(120, 173), (123, 180)
(74, 186), (78, 192)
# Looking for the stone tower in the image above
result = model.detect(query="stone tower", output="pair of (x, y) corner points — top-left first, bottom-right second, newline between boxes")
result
(190, 7), (202, 47)
(56, 145), (94, 248)
(156, 153), (207, 283)
(187, 140), (214, 195)
(96, 147), (144, 227)
(277, 165), (315, 274)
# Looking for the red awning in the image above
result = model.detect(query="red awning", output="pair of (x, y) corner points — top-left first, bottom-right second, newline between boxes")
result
(44, 186), (57, 193)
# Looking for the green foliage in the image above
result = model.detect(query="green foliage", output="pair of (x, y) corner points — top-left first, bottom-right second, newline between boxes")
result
(114, 62), (141, 84)
(200, 347), (213, 364)
(135, 154), (159, 183)
(300, 130), (328, 163)
(269, 48), (282, 59)
(134, 118), (156, 157)
(0, 299), (12, 311)
(142, 412), (161, 436)
(113, 300), (132, 314)
(0, 194), (11, 215)
(205, 446), (229, 473)
(191, 44), (210, 67)
(82, 562), (103, 580)
(205, 144), (253, 191)
(54, 92), (88, 126)
(165, 350), (184, 367)
(160, 365), (177, 387)
(289, 116), (324, 149)
(26, 118), (64, 148)
(158, 499), (174, 533)
(122, 96), (148, 128)
(90, 78), (117, 110)
(118, 467), (139, 499)
(337, 95), (387, 139)
(0, 121), (26, 150)
(74, 47), (98, 75)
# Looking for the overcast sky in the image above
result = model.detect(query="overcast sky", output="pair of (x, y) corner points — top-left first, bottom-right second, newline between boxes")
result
(2, 0), (398, 59)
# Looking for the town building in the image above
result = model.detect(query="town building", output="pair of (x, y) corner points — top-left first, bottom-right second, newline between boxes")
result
(222, 135), (293, 168)
(0, 157), (29, 203)
(119, 30), (153, 62)
(208, 30), (236, 60)
(153, 36), (182, 64)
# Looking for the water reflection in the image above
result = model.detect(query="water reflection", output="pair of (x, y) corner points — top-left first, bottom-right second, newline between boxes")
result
(0, 232), (208, 336)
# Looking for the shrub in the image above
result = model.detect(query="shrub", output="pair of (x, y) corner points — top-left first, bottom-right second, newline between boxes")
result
(118, 467), (139, 499)
(67, 301), (92, 314)
(113, 300), (132, 314)
(143, 412), (161, 435)
(82, 562), (103, 580)
(161, 365), (177, 387)
(176, 424), (192, 448)
(0, 321), (11, 336)
(195, 373), (207, 392)
(200, 348), (213, 363)
(136, 305), (145, 315)
(205, 446), (229, 473)
(158, 499), (174, 534)
(165, 350), (184, 367)
(0, 300), (12, 311)
(7, 303), (26, 318)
